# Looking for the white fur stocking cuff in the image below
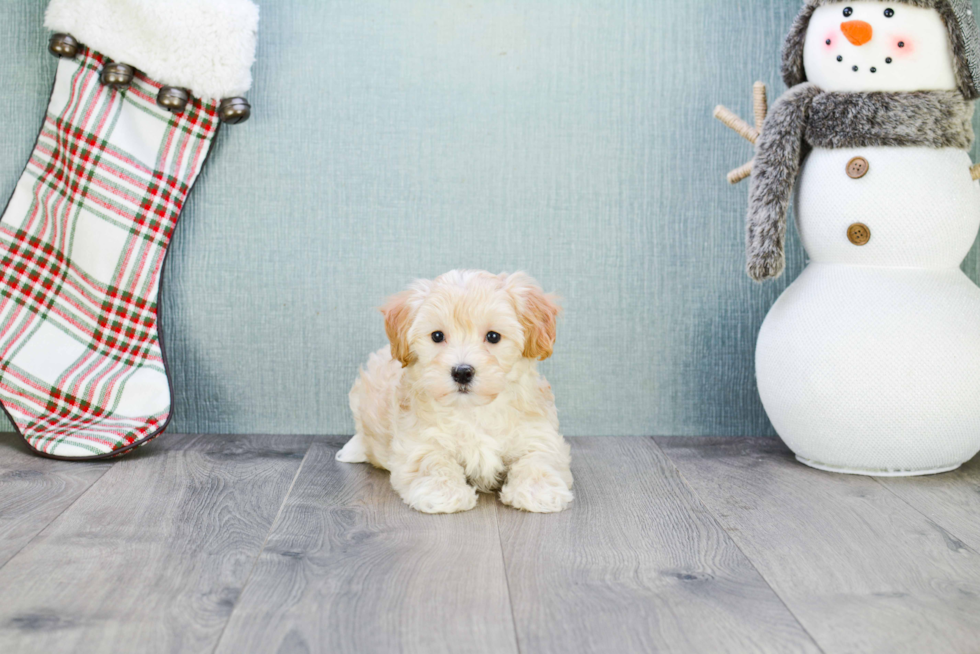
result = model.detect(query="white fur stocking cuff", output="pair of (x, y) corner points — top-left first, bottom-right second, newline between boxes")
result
(44, 0), (259, 101)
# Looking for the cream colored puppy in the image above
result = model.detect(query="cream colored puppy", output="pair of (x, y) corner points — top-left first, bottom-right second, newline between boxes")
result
(337, 270), (573, 514)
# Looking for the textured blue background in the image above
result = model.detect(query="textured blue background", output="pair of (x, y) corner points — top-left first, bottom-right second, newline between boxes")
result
(1, 0), (980, 437)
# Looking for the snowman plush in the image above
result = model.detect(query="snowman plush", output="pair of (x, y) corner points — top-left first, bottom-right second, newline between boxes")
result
(721, 0), (980, 475)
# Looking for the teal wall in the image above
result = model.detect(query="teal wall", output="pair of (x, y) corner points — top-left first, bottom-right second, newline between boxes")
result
(2, 1), (980, 437)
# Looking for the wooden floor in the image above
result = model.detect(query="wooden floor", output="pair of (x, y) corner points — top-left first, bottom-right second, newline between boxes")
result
(1, 435), (979, 653)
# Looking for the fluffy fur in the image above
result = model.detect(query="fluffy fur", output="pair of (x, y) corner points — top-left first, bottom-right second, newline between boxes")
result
(807, 90), (974, 148)
(44, 0), (259, 100)
(747, 86), (975, 282)
(747, 83), (823, 281)
(782, 0), (980, 99)
(339, 270), (573, 514)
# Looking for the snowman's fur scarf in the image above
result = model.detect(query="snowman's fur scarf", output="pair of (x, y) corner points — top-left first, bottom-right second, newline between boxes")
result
(807, 90), (975, 148)
(44, 0), (259, 100)
(782, 0), (980, 100)
(746, 85), (974, 281)
(747, 84), (822, 281)
(339, 270), (574, 514)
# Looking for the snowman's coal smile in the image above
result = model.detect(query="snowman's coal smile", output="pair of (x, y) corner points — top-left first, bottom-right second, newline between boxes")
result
(835, 54), (893, 74)
(825, 5), (907, 77)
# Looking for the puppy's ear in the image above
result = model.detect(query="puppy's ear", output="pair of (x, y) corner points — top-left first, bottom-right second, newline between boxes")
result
(503, 272), (561, 361)
(380, 284), (426, 367)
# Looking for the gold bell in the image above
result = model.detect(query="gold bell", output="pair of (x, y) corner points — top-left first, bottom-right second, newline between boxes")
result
(48, 33), (79, 58)
(101, 62), (135, 88)
(218, 97), (251, 124)
(157, 86), (190, 113)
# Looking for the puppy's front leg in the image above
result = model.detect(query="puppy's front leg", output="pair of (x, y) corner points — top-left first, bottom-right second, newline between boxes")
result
(500, 429), (574, 513)
(389, 447), (478, 514)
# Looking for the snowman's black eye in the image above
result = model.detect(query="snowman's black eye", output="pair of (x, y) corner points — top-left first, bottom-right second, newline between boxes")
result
(884, 8), (895, 17)
(843, 7), (853, 17)
(486, 331), (501, 344)
(431, 331), (444, 343)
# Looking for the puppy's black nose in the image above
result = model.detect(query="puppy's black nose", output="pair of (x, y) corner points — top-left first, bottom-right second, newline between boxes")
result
(451, 364), (475, 385)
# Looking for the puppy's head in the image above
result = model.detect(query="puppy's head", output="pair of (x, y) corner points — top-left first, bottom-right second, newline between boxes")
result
(381, 270), (560, 403)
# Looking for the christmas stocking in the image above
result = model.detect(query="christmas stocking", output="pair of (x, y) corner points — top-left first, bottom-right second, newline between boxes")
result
(0, 0), (258, 459)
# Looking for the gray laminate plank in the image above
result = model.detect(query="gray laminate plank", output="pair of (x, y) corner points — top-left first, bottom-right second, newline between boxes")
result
(496, 437), (821, 654)
(0, 432), (113, 569)
(658, 437), (980, 654)
(0, 433), (312, 654)
(214, 441), (519, 654)
(876, 455), (980, 552)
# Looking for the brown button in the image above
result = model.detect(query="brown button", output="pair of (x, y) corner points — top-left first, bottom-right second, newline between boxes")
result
(846, 156), (869, 179)
(847, 223), (871, 246)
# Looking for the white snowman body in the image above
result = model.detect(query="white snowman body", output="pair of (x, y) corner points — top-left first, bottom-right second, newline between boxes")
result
(756, 1), (980, 474)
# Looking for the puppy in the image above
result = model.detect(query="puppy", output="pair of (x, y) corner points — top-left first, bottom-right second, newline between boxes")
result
(337, 270), (573, 514)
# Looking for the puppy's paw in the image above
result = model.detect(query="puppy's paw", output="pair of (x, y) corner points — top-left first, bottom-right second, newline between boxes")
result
(500, 469), (573, 513)
(406, 476), (479, 514)
(336, 434), (368, 463)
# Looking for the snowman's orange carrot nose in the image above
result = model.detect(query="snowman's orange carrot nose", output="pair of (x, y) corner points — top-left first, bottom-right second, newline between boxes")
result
(841, 20), (873, 46)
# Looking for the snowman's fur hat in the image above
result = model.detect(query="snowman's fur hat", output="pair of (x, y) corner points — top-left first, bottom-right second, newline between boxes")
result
(782, 0), (980, 99)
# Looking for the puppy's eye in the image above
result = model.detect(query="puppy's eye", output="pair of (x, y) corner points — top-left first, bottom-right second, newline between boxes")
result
(486, 331), (501, 344)
(843, 6), (853, 16)
(884, 8), (894, 17)
(431, 331), (445, 343)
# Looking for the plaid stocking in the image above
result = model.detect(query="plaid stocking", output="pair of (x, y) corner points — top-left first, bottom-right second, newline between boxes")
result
(0, 0), (258, 459)
(0, 47), (220, 459)
(0, 0), (257, 459)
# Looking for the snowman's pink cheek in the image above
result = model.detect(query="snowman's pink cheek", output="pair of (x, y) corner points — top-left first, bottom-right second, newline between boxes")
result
(823, 31), (836, 49)
(890, 37), (914, 57)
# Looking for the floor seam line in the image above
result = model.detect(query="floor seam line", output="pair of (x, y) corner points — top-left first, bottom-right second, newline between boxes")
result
(650, 437), (829, 654)
(871, 476), (980, 555)
(493, 499), (524, 654)
(210, 436), (315, 654)
(0, 459), (115, 574)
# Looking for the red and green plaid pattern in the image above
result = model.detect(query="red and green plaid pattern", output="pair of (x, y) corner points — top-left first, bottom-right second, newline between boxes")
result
(0, 46), (219, 459)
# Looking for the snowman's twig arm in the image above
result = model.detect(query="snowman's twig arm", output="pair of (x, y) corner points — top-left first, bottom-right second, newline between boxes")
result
(714, 106), (759, 144)
(714, 82), (769, 184)
(746, 83), (821, 282)
(753, 82), (768, 131)
(728, 161), (754, 185)
(713, 106), (757, 183)
(971, 163), (980, 181)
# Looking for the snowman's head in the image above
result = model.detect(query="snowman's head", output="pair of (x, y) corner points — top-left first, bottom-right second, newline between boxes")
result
(783, 0), (980, 98)
(804, 3), (955, 92)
